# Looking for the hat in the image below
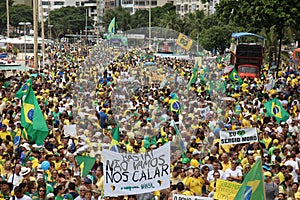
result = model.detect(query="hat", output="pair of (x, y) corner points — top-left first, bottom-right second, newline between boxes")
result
(244, 113), (251, 118)
(78, 141), (86, 146)
(79, 135), (87, 140)
(191, 135), (196, 140)
(273, 139), (279, 144)
(182, 157), (190, 164)
(94, 132), (101, 138)
(20, 167), (31, 176)
(192, 150), (200, 156)
(21, 143), (30, 151)
(84, 178), (92, 184)
(264, 171), (272, 177)
(47, 193), (55, 199)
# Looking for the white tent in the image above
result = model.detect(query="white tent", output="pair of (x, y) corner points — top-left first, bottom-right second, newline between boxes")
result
(0, 36), (43, 44)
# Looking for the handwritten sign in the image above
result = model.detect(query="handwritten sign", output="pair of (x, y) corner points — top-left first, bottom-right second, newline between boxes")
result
(220, 128), (258, 145)
(103, 142), (171, 196)
(214, 179), (241, 200)
(199, 106), (210, 119)
(173, 194), (213, 200)
(64, 124), (76, 137)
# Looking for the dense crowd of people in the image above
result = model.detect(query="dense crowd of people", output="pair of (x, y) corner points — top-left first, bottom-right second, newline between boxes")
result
(0, 40), (299, 200)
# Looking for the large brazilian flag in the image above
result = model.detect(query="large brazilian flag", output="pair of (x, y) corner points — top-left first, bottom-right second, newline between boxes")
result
(21, 87), (49, 145)
(264, 98), (290, 123)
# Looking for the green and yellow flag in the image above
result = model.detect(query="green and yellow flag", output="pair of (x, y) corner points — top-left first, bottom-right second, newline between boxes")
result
(187, 62), (198, 90)
(264, 98), (290, 123)
(108, 17), (116, 34)
(21, 87), (48, 145)
(176, 33), (193, 51)
(234, 158), (265, 200)
(75, 156), (96, 177)
(15, 79), (33, 99)
(229, 68), (243, 85)
(110, 125), (120, 146)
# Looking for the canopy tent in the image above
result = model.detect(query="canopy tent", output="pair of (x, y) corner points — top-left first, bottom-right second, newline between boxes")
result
(0, 36), (53, 45)
(231, 32), (266, 40)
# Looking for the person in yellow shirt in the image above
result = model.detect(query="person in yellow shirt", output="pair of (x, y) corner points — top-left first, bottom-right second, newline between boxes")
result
(0, 125), (11, 141)
(176, 181), (194, 196)
(170, 166), (182, 186)
(185, 167), (207, 196)
(221, 153), (231, 172)
(190, 150), (201, 168)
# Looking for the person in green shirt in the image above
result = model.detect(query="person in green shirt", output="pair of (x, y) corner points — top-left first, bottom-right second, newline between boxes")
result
(54, 185), (73, 200)
(32, 185), (47, 200)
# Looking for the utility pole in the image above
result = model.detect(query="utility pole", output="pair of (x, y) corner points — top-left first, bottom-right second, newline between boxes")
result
(40, 0), (45, 73)
(6, 0), (9, 38)
(33, 0), (39, 69)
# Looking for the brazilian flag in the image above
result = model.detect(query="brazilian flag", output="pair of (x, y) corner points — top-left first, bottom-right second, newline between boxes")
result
(264, 98), (290, 123)
(170, 100), (182, 113)
(229, 69), (243, 85)
(75, 156), (96, 177)
(21, 87), (49, 145)
(234, 158), (264, 200)
(15, 79), (33, 99)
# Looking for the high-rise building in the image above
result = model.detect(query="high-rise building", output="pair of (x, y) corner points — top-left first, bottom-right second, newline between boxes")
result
(175, 0), (220, 17)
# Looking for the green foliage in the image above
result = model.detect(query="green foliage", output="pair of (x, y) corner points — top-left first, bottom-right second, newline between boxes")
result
(46, 6), (93, 38)
(10, 4), (33, 26)
(199, 24), (238, 53)
(0, 0), (31, 34)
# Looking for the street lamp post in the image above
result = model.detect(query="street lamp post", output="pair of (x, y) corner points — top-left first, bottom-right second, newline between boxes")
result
(19, 22), (31, 66)
(48, 24), (53, 40)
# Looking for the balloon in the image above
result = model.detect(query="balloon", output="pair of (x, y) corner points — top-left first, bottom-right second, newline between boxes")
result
(41, 161), (50, 170)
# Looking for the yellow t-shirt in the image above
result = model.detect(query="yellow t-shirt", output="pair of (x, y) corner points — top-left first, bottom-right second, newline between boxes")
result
(190, 158), (200, 168)
(221, 161), (231, 172)
(185, 176), (205, 196)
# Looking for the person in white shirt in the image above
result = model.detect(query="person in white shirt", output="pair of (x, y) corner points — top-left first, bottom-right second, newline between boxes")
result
(9, 186), (31, 200)
(8, 164), (22, 188)
(208, 161), (226, 182)
(225, 160), (243, 183)
(284, 154), (299, 183)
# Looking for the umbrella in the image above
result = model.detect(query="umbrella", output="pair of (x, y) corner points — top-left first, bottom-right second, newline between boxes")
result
(221, 96), (236, 102)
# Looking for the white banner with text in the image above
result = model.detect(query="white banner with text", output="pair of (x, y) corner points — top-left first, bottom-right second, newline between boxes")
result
(103, 142), (171, 196)
(220, 128), (258, 145)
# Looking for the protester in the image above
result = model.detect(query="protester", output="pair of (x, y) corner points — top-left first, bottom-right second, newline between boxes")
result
(0, 39), (299, 200)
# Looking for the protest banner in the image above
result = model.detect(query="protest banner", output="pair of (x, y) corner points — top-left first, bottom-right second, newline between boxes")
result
(64, 124), (76, 137)
(219, 128), (258, 145)
(214, 179), (241, 200)
(173, 194), (213, 200)
(103, 142), (171, 196)
(199, 106), (210, 119)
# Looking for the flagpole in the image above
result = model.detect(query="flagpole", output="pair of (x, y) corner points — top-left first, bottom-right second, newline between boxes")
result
(259, 157), (266, 200)
(148, 3), (151, 50)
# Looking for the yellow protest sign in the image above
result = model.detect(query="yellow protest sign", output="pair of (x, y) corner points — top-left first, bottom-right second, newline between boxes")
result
(176, 33), (193, 51)
(214, 179), (242, 200)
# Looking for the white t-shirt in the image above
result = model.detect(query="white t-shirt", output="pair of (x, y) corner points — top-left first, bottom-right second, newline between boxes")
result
(225, 168), (242, 182)
(284, 159), (299, 182)
(207, 169), (226, 182)
(9, 195), (31, 200)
